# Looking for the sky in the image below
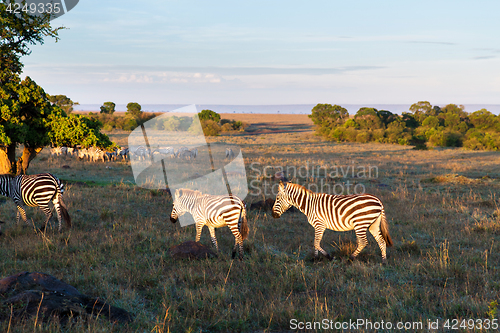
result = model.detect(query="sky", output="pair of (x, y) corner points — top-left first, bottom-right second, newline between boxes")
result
(20, 0), (500, 106)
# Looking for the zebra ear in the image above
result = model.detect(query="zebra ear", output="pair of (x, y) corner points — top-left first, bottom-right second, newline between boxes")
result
(175, 189), (180, 198)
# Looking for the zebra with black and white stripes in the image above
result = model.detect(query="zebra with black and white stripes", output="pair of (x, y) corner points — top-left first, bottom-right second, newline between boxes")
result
(170, 189), (249, 259)
(0, 173), (71, 232)
(272, 181), (393, 262)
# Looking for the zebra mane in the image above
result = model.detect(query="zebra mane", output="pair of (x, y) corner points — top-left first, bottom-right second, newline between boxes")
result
(178, 188), (202, 197)
(285, 182), (312, 193)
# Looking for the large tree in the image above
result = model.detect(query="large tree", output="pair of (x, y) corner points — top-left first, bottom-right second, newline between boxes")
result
(309, 103), (349, 137)
(0, 1), (114, 175)
(126, 102), (142, 116)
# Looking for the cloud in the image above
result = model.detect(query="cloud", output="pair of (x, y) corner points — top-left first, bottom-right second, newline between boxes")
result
(406, 41), (457, 46)
(472, 55), (496, 60)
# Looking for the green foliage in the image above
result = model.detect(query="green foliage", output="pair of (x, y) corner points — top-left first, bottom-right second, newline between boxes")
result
(469, 109), (499, 130)
(200, 119), (221, 136)
(0, 0), (63, 86)
(311, 101), (500, 150)
(198, 109), (221, 123)
(100, 101), (116, 114)
(48, 109), (114, 149)
(48, 94), (76, 113)
(220, 118), (248, 132)
(354, 107), (384, 130)
(126, 102), (142, 116)
(309, 104), (348, 136)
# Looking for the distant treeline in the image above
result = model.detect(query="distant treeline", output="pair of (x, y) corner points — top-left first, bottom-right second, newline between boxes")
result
(309, 101), (500, 150)
(89, 107), (247, 136)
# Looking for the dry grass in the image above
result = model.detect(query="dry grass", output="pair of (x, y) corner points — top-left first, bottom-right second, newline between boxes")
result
(1, 114), (499, 332)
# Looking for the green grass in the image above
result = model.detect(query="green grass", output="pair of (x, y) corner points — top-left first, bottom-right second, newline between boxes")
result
(0, 129), (499, 332)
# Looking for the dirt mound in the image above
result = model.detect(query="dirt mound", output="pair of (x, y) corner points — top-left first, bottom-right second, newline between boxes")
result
(0, 272), (133, 324)
(169, 241), (217, 259)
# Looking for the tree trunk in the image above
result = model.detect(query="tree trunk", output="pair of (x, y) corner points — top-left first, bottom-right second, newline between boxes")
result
(0, 144), (18, 175)
(16, 146), (43, 175)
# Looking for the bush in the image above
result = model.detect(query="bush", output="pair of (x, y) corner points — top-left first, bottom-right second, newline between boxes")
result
(200, 119), (221, 136)
(356, 131), (371, 143)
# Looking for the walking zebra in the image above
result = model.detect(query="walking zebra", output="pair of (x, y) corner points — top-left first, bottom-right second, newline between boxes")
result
(0, 173), (71, 232)
(272, 182), (393, 262)
(170, 189), (249, 259)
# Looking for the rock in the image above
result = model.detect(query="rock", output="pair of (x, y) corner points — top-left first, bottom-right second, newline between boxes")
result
(169, 241), (217, 260)
(250, 198), (275, 211)
(0, 272), (133, 324)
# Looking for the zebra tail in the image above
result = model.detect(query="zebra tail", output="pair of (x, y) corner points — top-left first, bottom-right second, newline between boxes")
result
(59, 196), (72, 228)
(238, 204), (249, 240)
(380, 210), (393, 247)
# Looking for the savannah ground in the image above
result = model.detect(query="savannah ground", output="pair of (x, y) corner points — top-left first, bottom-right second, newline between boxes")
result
(0, 113), (499, 332)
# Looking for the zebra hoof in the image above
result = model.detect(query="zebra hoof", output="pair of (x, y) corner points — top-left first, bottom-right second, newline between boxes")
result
(232, 250), (236, 259)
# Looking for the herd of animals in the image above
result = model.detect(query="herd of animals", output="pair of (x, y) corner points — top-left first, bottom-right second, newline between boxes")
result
(0, 164), (392, 263)
(49, 146), (235, 162)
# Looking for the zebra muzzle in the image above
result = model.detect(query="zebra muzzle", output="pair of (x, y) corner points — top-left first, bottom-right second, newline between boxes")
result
(170, 217), (178, 223)
(272, 211), (281, 218)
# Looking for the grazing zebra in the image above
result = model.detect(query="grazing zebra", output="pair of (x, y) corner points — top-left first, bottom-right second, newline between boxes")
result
(50, 147), (62, 157)
(272, 181), (393, 262)
(66, 147), (76, 157)
(178, 148), (197, 160)
(89, 147), (106, 162)
(77, 147), (89, 161)
(0, 173), (71, 232)
(133, 146), (150, 161)
(170, 189), (249, 259)
(105, 151), (117, 161)
(225, 148), (235, 159)
(117, 147), (129, 160)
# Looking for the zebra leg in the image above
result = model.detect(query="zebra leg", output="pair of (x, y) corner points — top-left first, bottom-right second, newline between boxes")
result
(351, 225), (369, 260)
(369, 216), (388, 263)
(16, 206), (28, 226)
(313, 225), (332, 260)
(208, 226), (219, 251)
(39, 205), (53, 232)
(195, 221), (204, 242)
(227, 225), (244, 260)
(53, 199), (63, 232)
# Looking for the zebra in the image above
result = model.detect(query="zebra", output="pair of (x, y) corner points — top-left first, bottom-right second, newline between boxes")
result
(117, 147), (129, 160)
(66, 147), (76, 157)
(170, 189), (249, 259)
(272, 181), (393, 263)
(77, 147), (89, 161)
(0, 173), (72, 232)
(105, 151), (117, 161)
(225, 148), (235, 159)
(50, 147), (62, 157)
(133, 146), (150, 161)
(178, 148), (197, 160)
(89, 147), (106, 162)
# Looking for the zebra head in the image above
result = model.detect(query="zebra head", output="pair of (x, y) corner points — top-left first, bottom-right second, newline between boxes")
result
(170, 189), (188, 223)
(272, 181), (293, 218)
